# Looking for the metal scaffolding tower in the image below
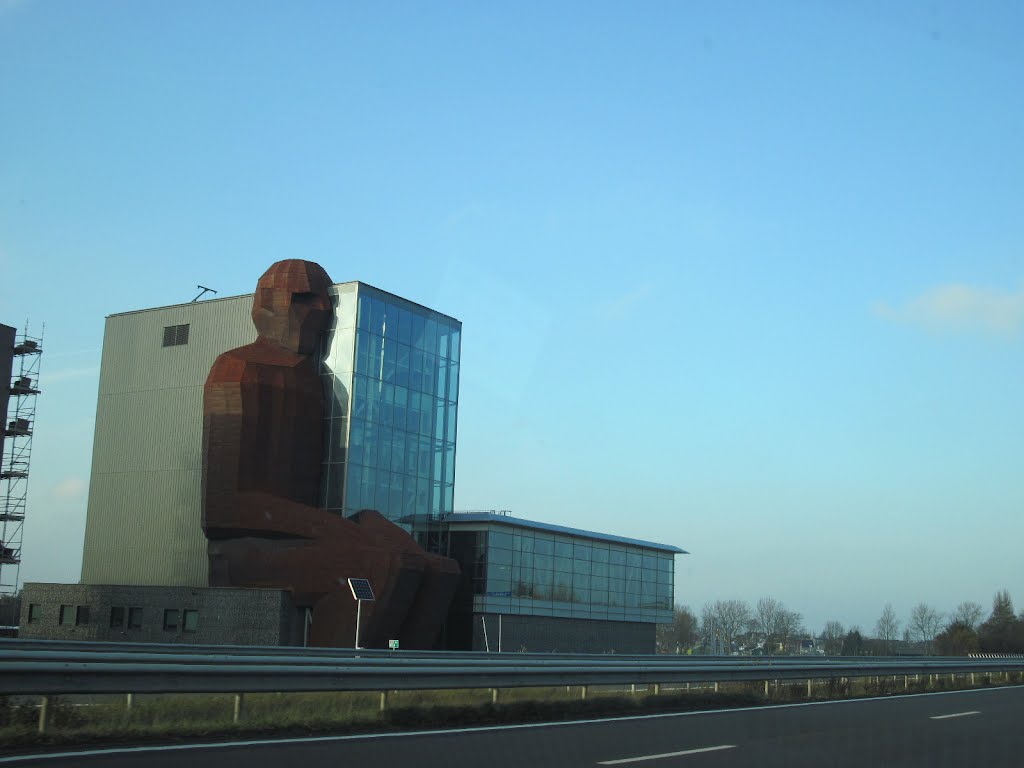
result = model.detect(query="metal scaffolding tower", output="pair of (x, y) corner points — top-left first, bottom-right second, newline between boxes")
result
(1, 325), (43, 596)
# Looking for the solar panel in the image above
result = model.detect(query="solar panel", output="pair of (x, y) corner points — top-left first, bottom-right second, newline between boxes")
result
(347, 577), (375, 601)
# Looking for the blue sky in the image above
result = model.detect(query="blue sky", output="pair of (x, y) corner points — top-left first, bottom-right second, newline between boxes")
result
(2, 1), (1022, 634)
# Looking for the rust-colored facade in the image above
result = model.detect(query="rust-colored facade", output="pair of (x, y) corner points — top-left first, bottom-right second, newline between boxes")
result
(202, 260), (460, 649)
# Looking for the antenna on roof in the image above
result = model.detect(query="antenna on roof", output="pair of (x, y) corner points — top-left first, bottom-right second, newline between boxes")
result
(192, 285), (217, 302)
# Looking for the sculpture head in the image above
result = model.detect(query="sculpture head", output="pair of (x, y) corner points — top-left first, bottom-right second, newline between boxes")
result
(252, 260), (333, 354)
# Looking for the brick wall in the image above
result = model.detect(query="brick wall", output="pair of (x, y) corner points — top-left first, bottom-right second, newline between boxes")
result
(18, 583), (299, 646)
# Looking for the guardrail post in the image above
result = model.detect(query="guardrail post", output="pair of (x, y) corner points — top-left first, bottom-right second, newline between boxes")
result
(233, 693), (245, 723)
(630, 683), (637, 695)
(491, 688), (499, 704)
(653, 683), (660, 696)
(37, 696), (50, 735)
(714, 682), (719, 693)
(807, 679), (812, 698)
(581, 685), (588, 700)
(379, 691), (388, 712)
(126, 692), (134, 711)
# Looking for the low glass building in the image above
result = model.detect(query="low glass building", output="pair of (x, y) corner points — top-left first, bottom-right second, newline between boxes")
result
(445, 512), (685, 653)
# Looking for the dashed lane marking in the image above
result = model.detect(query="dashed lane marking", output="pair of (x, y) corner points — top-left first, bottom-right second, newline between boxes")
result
(598, 745), (737, 764)
(930, 711), (980, 720)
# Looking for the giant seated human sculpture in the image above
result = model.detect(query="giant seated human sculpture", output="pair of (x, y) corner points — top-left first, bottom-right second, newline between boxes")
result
(201, 259), (460, 648)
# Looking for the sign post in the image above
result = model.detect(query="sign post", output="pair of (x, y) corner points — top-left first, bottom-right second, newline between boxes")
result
(347, 578), (375, 649)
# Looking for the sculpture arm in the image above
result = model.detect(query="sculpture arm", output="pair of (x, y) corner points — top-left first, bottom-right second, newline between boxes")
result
(203, 491), (340, 540)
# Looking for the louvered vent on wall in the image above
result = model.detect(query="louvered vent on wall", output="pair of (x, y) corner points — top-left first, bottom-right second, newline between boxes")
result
(161, 324), (190, 347)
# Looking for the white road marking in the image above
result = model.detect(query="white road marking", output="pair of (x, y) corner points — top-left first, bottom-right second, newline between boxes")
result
(930, 710), (980, 720)
(598, 745), (736, 764)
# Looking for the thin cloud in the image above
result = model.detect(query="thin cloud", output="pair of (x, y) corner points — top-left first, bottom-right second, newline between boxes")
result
(51, 477), (88, 501)
(876, 283), (1024, 338)
(598, 283), (655, 319)
(45, 347), (101, 361)
(46, 365), (100, 383)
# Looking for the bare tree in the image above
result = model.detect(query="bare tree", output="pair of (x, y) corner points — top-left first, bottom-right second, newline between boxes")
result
(875, 603), (900, 655)
(752, 597), (784, 651)
(778, 609), (804, 652)
(953, 601), (984, 631)
(748, 597), (804, 653)
(908, 603), (944, 654)
(822, 620), (845, 655)
(702, 600), (751, 654)
(656, 605), (698, 653)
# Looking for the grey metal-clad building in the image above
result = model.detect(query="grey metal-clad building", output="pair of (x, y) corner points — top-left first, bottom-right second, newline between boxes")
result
(81, 295), (255, 587)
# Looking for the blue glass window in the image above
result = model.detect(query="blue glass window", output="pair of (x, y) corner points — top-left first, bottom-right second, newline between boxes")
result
(397, 307), (412, 346)
(449, 327), (461, 362)
(435, 364), (448, 407)
(424, 318), (437, 356)
(448, 362), (459, 402)
(489, 547), (512, 566)
(411, 314), (425, 350)
(355, 330), (370, 374)
(368, 297), (385, 336)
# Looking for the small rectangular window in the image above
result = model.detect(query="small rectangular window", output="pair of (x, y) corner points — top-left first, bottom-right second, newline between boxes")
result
(110, 607), (125, 628)
(128, 607), (143, 629)
(163, 609), (180, 631)
(27, 603), (41, 623)
(161, 324), (190, 347)
(75, 606), (90, 626)
(183, 609), (199, 633)
(59, 605), (74, 626)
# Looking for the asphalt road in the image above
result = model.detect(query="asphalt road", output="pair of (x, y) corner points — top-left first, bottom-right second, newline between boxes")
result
(4, 685), (1023, 768)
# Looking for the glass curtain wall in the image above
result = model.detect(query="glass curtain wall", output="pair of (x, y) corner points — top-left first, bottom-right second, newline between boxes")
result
(470, 527), (675, 624)
(319, 284), (358, 512)
(343, 286), (461, 529)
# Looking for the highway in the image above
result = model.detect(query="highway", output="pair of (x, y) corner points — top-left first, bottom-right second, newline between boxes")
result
(3, 685), (1022, 767)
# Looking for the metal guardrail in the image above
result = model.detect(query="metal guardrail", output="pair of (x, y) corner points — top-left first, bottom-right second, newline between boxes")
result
(1, 639), (1023, 697)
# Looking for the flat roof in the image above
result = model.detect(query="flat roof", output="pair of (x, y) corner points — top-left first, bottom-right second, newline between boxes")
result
(107, 280), (460, 324)
(444, 512), (687, 554)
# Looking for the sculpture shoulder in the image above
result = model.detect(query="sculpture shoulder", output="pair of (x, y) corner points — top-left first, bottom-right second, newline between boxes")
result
(207, 340), (311, 384)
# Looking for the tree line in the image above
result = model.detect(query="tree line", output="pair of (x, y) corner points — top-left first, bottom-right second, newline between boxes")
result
(657, 590), (1024, 656)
